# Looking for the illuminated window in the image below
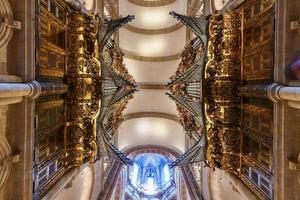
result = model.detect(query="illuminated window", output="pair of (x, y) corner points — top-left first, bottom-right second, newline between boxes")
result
(126, 153), (176, 198)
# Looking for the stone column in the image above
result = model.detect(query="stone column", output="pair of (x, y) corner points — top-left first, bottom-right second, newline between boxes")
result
(0, 83), (32, 98)
(240, 83), (300, 108)
(268, 84), (300, 102)
(0, 81), (68, 105)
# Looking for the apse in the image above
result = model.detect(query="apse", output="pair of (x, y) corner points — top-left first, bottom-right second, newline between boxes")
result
(126, 153), (176, 199)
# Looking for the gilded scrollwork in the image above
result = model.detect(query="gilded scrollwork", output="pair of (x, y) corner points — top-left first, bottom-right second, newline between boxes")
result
(66, 12), (101, 168)
(204, 11), (241, 173)
(170, 43), (200, 81)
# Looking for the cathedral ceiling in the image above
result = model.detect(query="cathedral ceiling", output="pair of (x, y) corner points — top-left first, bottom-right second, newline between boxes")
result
(117, 0), (187, 152)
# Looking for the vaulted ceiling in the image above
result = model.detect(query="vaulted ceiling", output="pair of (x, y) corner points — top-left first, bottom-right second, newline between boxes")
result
(117, 0), (188, 152)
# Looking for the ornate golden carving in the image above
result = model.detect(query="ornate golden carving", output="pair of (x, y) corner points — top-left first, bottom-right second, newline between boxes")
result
(204, 11), (241, 174)
(170, 44), (200, 81)
(204, 13), (224, 168)
(66, 12), (101, 168)
(39, 68), (65, 78)
(108, 45), (134, 82)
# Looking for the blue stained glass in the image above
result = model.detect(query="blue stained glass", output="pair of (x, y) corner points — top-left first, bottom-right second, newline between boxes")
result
(127, 153), (174, 197)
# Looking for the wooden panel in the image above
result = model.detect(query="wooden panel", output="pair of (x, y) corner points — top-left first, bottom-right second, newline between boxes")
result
(36, 0), (67, 82)
(241, 96), (274, 199)
(36, 98), (65, 132)
(243, 134), (272, 171)
(242, 0), (275, 82)
(34, 126), (64, 164)
(34, 94), (67, 199)
(242, 161), (273, 199)
(242, 103), (273, 138)
(33, 151), (65, 198)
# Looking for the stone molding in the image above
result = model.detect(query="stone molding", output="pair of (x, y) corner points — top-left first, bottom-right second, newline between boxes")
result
(137, 83), (167, 90)
(123, 112), (180, 122)
(224, 172), (258, 200)
(125, 23), (183, 35)
(123, 49), (181, 62)
(0, 75), (23, 83)
(128, 0), (176, 7)
(0, 107), (19, 191)
(288, 153), (300, 184)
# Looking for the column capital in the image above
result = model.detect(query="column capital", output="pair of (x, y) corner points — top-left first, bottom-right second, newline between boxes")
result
(27, 81), (41, 99)
(266, 83), (285, 102)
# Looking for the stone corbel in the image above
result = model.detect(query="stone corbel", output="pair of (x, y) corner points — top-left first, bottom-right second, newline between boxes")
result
(1, 16), (21, 29)
(290, 16), (300, 36)
(0, 154), (20, 167)
(288, 153), (300, 184)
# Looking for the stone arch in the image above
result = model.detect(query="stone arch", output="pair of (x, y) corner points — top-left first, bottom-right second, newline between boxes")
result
(0, 138), (12, 191)
(0, 0), (14, 48)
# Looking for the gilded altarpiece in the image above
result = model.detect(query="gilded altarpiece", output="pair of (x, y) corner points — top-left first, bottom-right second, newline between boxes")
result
(204, 11), (241, 174)
(33, 1), (136, 199)
(66, 12), (100, 168)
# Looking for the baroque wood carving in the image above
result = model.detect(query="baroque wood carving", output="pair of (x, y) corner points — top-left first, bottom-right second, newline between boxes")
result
(66, 12), (101, 168)
(205, 11), (241, 174)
